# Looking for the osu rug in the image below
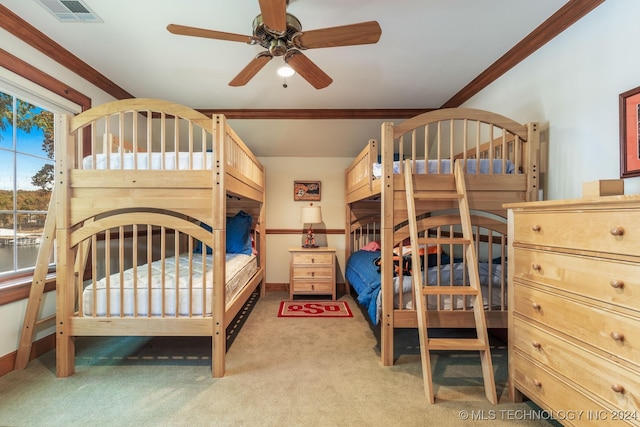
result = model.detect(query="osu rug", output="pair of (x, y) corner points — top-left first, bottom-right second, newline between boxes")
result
(278, 300), (353, 318)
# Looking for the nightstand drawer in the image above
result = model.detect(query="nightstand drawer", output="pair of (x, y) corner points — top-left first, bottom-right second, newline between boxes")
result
(292, 266), (333, 280)
(513, 210), (640, 256)
(292, 281), (334, 293)
(513, 248), (640, 312)
(292, 252), (333, 265)
(289, 247), (336, 300)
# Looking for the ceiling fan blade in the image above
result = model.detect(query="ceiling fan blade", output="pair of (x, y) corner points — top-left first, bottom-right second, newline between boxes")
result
(293, 21), (382, 49)
(167, 24), (253, 44)
(259, 0), (287, 34)
(229, 53), (273, 87)
(286, 51), (332, 89)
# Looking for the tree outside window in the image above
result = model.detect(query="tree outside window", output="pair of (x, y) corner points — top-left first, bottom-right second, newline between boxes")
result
(0, 91), (54, 275)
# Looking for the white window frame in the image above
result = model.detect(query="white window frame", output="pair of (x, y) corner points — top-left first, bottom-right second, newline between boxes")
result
(0, 72), (80, 281)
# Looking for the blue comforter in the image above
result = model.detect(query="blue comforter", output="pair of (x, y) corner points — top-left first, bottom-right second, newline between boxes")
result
(345, 250), (383, 324)
(346, 250), (505, 325)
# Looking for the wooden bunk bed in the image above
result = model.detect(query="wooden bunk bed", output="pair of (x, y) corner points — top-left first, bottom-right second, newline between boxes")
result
(344, 108), (540, 367)
(51, 98), (265, 378)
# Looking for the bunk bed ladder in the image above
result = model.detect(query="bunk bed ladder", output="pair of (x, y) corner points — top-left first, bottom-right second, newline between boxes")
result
(403, 160), (497, 404)
(14, 188), (57, 370)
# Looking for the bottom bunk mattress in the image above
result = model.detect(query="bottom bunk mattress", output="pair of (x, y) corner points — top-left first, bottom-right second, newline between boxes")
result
(82, 253), (258, 317)
(345, 250), (506, 325)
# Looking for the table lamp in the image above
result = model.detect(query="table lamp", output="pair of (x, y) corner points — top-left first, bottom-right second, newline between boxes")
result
(300, 204), (322, 248)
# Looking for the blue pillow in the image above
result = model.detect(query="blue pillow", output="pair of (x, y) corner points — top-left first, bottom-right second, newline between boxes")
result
(226, 210), (253, 255)
(377, 152), (402, 163)
(194, 222), (213, 254)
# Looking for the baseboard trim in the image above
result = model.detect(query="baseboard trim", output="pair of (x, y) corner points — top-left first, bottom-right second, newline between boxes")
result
(266, 282), (288, 293)
(265, 282), (347, 294)
(0, 333), (55, 377)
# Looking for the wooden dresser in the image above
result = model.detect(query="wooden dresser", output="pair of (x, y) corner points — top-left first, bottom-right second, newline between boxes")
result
(506, 196), (640, 426)
(288, 247), (336, 300)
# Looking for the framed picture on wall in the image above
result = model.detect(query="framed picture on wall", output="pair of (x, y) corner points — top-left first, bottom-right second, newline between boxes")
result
(620, 85), (640, 178)
(294, 180), (321, 201)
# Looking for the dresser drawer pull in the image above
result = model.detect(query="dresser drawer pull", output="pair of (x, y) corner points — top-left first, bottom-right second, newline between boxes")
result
(531, 302), (541, 310)
(610, 279), (625, 289)
(611, 384), (625, 394)
(311, 272), (315, 277)
(531, 263), (541, 271)
(531, 224), (541, 232)
(311, 258), (315, 263)
(531, 341), (542, 349)
(610, 227), (625, 236)
(533, 379), (542, 387)
(610, 331), (625, 341)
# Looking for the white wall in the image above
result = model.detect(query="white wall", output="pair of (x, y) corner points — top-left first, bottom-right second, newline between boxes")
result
(259, 157), (353, 285)
(463, 0), (640, 200)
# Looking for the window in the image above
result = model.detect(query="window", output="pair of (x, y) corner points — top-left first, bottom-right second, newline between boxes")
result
(0, 91), (54, 276)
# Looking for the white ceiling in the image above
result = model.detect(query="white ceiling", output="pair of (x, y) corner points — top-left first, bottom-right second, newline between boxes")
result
(3, 0), (569, 157)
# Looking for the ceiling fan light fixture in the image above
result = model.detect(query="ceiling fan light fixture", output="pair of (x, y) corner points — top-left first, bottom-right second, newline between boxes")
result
(168, 1), (381, 89)
(277, 65), (295, 78)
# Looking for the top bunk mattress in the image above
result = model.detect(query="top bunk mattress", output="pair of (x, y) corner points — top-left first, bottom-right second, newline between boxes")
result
(82, 152), (214, 170)
(372, 159), (515, 178)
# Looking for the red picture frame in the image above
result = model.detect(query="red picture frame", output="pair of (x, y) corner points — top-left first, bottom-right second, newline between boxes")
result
(620, 85), (640, 178)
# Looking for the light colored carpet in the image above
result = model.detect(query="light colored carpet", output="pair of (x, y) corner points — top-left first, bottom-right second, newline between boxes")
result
(0, 292), (554, 426)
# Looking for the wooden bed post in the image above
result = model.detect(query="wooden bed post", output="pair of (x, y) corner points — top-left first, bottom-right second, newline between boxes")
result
(55, 113), (76, 377)
(344, 178), (352, 296)
(380, 121), (395, 367)
(212, 114), (227, 378)
(525, 122), (540, 201)
(259, 187), (267, 297)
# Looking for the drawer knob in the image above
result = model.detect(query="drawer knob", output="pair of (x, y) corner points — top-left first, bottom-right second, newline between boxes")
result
(531, 224), (541, 232)
(311, 258), (315, 263)
(311, 272), (315, 277)
(610, 227), (624, 236)
(531, 263), (541, 271)
(611, 384), (625, 394)
(531, 302), (541, 310)
(533, 379), (542, 387)
(610, 331), (625, 341)
(610, 279), (625, 289)
(531, 340), (542, 349)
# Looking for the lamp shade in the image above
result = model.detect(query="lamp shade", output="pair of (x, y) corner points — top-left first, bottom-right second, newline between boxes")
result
(300, 205), (322, 224)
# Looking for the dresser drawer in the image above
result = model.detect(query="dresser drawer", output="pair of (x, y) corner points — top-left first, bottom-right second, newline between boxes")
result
(292, 281), (334, 293)
(514, 318), (640, 414)
(514, 282), (640, 367)
(513, 210), (640, 256)
(513, 248), (640, 312)
(292, 266), (333, 280)
(292, 252), (333, 265)
(513, 355), (619, 427)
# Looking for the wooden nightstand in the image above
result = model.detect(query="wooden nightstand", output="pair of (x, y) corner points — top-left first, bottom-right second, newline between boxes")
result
(288, 247), (336, 300)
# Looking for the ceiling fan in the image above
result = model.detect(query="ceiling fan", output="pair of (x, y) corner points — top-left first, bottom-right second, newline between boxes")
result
(167, 0), (382, 89)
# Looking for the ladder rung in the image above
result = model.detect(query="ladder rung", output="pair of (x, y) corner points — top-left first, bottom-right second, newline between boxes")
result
(422, 286), (479, 296)
(413, 192), (462, 201)
(427, 338), (488, 351)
